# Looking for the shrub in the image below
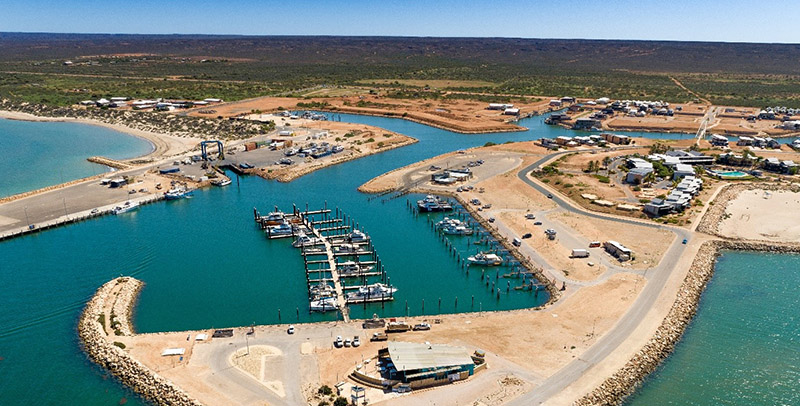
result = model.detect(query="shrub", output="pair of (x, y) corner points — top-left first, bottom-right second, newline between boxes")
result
(377, 142), (385, 148)
(595, 175), (610, 183)
(383, 133), (393, 138)
(484, 142), (497, 147)
(365, 138), (375, 143)
(333, 397), (348, 406)
(318, 385), (333, 396)
(113, 341), (126, 349)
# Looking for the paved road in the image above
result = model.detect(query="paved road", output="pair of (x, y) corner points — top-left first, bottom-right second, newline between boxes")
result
(507, 149), (692, 405)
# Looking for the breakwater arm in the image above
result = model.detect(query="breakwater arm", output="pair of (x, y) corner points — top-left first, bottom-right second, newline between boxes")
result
(78, 277), (203, 406)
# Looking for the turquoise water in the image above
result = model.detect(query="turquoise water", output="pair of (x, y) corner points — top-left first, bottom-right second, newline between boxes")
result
(1, 112), (786, 406)
(718, 170), (749, 178)
(0, 118), (154, 197)
(627, 251), (800, 406)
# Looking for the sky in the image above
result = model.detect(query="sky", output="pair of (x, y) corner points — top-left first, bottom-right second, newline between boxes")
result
(0, 0), (796, 44)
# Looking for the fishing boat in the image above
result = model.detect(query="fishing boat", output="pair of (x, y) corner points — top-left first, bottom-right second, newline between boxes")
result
(310, 297), (338, 312)
(467, 252), (503, 266)
(347, 230), (370, 243)
(267, 222), (294, 236)
(346, 283), (397, 302)
(111, 201), (139, 215)
(417, 195), (453, 212)
(292, 233), (324, 248)
(211, 178), (232, 187)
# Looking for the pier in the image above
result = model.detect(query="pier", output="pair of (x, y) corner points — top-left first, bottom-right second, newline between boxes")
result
(254, 203), (394, 322)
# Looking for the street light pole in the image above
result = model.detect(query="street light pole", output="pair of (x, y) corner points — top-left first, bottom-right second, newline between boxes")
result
(24, 207), (30, 227)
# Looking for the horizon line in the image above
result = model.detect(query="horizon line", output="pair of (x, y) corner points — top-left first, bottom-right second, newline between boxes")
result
(2, 31), (799, 46)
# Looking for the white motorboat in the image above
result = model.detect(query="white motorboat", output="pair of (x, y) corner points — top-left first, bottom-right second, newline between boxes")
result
(346, 283), (397, 302)
(267, 222), (294, 236)
(337, 261), (375, 275)
(212, 178), (232, 187)
(292, 233), (324, 248)
(263, 211), (286, 225)
(347, 230), (370, 243)
(310, 297), (338, 312)
(111, 201), (139, 215)
(164, 186), (192, 200)
(417, 195), (453, 212)
(467, 252), (503, 266)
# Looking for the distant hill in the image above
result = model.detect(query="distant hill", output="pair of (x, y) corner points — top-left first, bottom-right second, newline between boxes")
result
(1, 33), (799, 75)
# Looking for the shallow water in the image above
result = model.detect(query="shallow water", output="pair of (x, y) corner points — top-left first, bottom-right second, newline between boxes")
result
(0, 118), (154, 197)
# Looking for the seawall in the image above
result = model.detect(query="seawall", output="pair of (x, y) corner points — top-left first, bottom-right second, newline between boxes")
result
(574, 239), (800, 405)
(78, 277), (204, 406)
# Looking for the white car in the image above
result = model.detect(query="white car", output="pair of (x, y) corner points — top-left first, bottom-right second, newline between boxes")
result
(352, 336), (360, 347)
(287, 325), (295, 334)
(334, 335), (343, 348)
(344, 338), (352, 347)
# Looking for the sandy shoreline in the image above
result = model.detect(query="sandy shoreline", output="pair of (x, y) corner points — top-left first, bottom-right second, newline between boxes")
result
(0, 109), (200, 161)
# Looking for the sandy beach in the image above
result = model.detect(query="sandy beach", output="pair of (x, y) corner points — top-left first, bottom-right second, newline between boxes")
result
(0, 110), (201, 161)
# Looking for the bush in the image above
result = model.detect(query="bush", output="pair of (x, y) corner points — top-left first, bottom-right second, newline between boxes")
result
(377, 142), (385, 148)
(333, 397), (348, 406)
(318, 385), (333, 396)
(365, 138), (375, 143)
(595, 175), (610, 183)
(113, 341), (126, 349)
(383, 133), (393, 138)
(484, 142), (497, 147)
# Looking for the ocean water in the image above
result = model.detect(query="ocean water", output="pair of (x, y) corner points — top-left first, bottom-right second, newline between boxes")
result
(0, 118), (153, 197)
(2, 112), (780, 406)
(627, 251), (800, 406)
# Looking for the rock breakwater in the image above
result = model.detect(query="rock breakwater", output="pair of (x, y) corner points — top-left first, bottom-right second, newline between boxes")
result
(78, 277), (203, 406)
(575, 239), (800, 405)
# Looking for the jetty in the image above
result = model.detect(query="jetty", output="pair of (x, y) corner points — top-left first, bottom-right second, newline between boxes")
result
(254, 203), (394, 322)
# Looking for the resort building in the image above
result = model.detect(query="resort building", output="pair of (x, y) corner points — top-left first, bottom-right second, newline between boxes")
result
(602, 133), (631, 145)
(572, 118), (602, 130)
(626, 167), (653, 184)
(709, 134), (729, 147)
(673, 163), (695, 179)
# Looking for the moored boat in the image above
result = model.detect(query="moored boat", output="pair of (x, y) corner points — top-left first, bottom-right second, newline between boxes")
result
(292, 233), (324, 248)
(346, 283), (397, 302)
(111, 201), (139, 215)
(467, 252), (503, 266)
(310, 297), (338, 312)
(417, 195), (453, 212)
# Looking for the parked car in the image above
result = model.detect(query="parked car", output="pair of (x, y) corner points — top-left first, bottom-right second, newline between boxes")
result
(512, 238), (522, 247)
(344, 338), (352, 347)
(533, 221), (543, 226)
(525, 213), (536, 220)
(287, 325), (295, 334)
(352, 336), (361, 347)
(413, 323), (431, 331)
(334, 336), (343, 348)
(547, 193), (553, 199)
(488, 217), (495, 223)
(522, 233), (532, 239)
(589, 241), (601, 248)
(371, 332), (388, 341)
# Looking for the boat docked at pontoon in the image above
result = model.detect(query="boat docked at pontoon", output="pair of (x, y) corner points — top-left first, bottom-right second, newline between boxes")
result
(267, 221), (295, 236)
(309, 297), (338, 312)
(346, 283), (397, 302)
(417, 195), (453, 212)
(347, 230), (370, 243)
(334, 243), (369, 255)
(292, 233), (324, 248)
(436, 217), (474, 235)
(467, 252), (503, 266)
(263, 211), (287, 225)
(337, 261), (375, 275)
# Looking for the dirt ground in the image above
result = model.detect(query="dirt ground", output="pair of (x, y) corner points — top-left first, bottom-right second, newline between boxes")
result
(718, 189), (800, 242)
(548, 211), (675, 270)
(185, 95), (555, 133)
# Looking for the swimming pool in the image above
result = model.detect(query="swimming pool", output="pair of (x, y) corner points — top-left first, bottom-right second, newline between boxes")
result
(717, 170), (750, 178)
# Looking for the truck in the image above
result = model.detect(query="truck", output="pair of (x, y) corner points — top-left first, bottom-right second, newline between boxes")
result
(571, 249), (590, 258)
(371, 332), (388, 341)
(386, 321), (411, 333)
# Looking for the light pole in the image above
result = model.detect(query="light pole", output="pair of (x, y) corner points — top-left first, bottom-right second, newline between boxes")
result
(24, 207), (30, 227)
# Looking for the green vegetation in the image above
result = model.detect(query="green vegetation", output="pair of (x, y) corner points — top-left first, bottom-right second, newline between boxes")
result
(595, 175), (611, 183)
(333, 397), (348, 406)
(317, 385), (333, 396)
(97, 314), (106, 330)
(113, 341), (126, 349)
(1, 35), (799, 107)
